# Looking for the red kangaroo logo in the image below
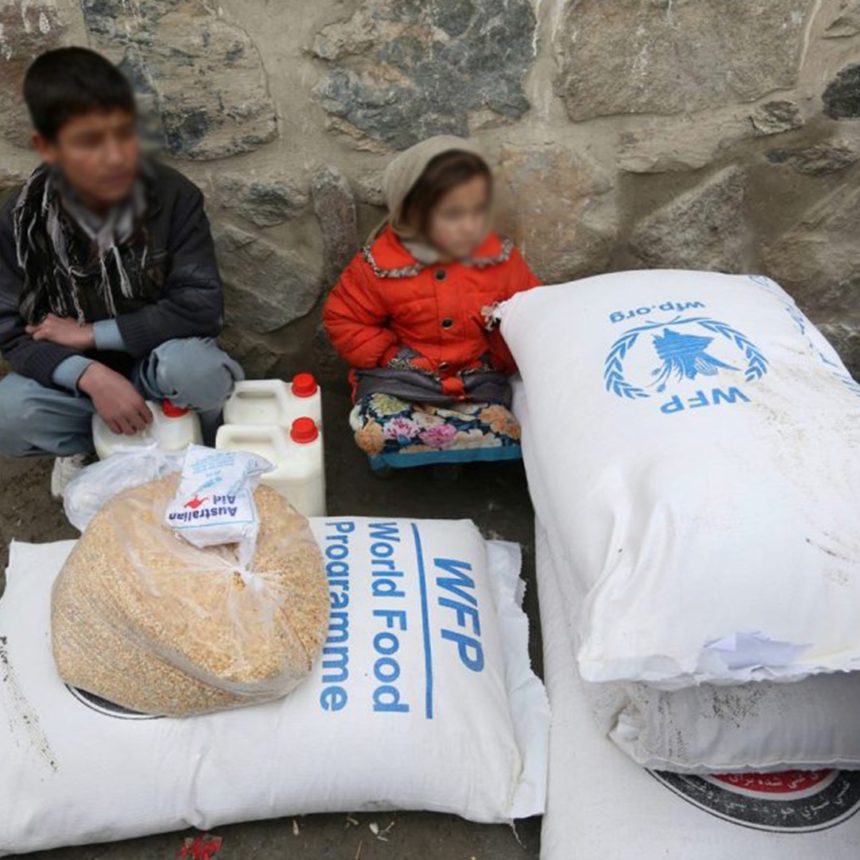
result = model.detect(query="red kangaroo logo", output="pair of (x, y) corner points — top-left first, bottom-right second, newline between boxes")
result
(184, 495), (208, 510)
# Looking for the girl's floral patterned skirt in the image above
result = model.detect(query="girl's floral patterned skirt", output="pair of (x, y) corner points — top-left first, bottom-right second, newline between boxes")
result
(350, 393), (523, 470)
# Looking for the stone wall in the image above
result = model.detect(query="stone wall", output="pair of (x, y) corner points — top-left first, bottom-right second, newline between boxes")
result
(1, 0), (858, 383)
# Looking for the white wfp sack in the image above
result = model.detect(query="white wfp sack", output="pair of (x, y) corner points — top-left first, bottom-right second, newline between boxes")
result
(0, 518), (549, 856)
(536, 525), (860, 860)
(500, 271), (860, 689)
(517, 382), (860, 774)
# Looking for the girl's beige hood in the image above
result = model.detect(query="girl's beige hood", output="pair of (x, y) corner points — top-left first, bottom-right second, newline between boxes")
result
(375, 134), (487, 240)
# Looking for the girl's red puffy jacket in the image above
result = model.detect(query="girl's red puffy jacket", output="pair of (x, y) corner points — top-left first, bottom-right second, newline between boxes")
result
(324, 227), (541, 388)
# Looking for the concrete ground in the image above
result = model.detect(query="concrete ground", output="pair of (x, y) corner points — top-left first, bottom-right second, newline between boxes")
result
(0, 390), (543, 860)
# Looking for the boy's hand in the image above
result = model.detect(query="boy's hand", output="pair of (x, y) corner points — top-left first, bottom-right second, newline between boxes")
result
(78, 363), (153, 435)
(26, 314), (95, 351)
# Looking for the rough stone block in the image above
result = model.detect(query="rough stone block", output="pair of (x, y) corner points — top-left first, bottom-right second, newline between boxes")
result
(217, 325), (282, 380)
(556, 0), (812, 121)
(823, 64), (860, 119)
(766, 141), (859, 176)
(353, 171), (386, 207)
(824, 1), (860, 37)
(619, 100), (807, 174)
(495, 142), (617, 284)
(763, 181), (860, 375)
(628, 166), (748, 272)
(311, 165), (359, 287)
(749, 100), (805, 136)
(82, 0), (277, 160)
(619, 114), (744, 174)
(215, 225), (322, 334)
(214, 174), (307, 227)
(313, 0), (536, 150)
(0, 1), (66, 147)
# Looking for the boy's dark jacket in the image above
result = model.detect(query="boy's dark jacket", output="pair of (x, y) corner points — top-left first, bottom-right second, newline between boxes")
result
(0, 161), (223, 388)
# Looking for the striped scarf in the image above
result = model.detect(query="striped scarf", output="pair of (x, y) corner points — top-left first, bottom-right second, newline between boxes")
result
(12, 164), (149, 324)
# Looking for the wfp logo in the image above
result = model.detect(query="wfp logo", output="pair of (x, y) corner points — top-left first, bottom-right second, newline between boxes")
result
(651, 329), (739, 392)
(604, 315), (768, 413)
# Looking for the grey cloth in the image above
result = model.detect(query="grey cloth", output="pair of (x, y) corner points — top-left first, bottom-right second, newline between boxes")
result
(356, 366), (513, 407)
(0, 161), (224, 389)
(0, 337), (243, 456)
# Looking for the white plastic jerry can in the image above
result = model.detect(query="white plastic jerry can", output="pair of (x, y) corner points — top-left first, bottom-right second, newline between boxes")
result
(214, 417), (326, 517)
(92, 400), (203, 460)
(223, 374), (322, 429)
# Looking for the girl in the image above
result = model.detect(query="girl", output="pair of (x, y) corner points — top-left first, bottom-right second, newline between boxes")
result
(324, 135), (541, 469)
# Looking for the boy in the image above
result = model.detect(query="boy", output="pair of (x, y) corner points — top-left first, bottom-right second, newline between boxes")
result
(0, 47), (242, 496)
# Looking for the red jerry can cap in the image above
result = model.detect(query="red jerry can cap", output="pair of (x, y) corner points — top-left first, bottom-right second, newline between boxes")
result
(291, 373), (318, 398)
(162, 399), (190, 417)
(291, 416), (319, 444)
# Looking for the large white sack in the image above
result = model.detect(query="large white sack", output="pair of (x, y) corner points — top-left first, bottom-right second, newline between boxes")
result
(516, 382), (860, 774)
(0, 519), (549, 856)
(501, 271), (860, 689)
(536, 524), (860, 860)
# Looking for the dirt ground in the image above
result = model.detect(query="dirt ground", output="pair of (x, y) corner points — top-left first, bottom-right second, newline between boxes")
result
(0, 391), (543, 860)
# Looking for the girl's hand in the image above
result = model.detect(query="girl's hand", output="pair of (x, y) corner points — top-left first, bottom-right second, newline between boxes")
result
(385, 346), (433, 372)
(480, 303), (501, 331)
